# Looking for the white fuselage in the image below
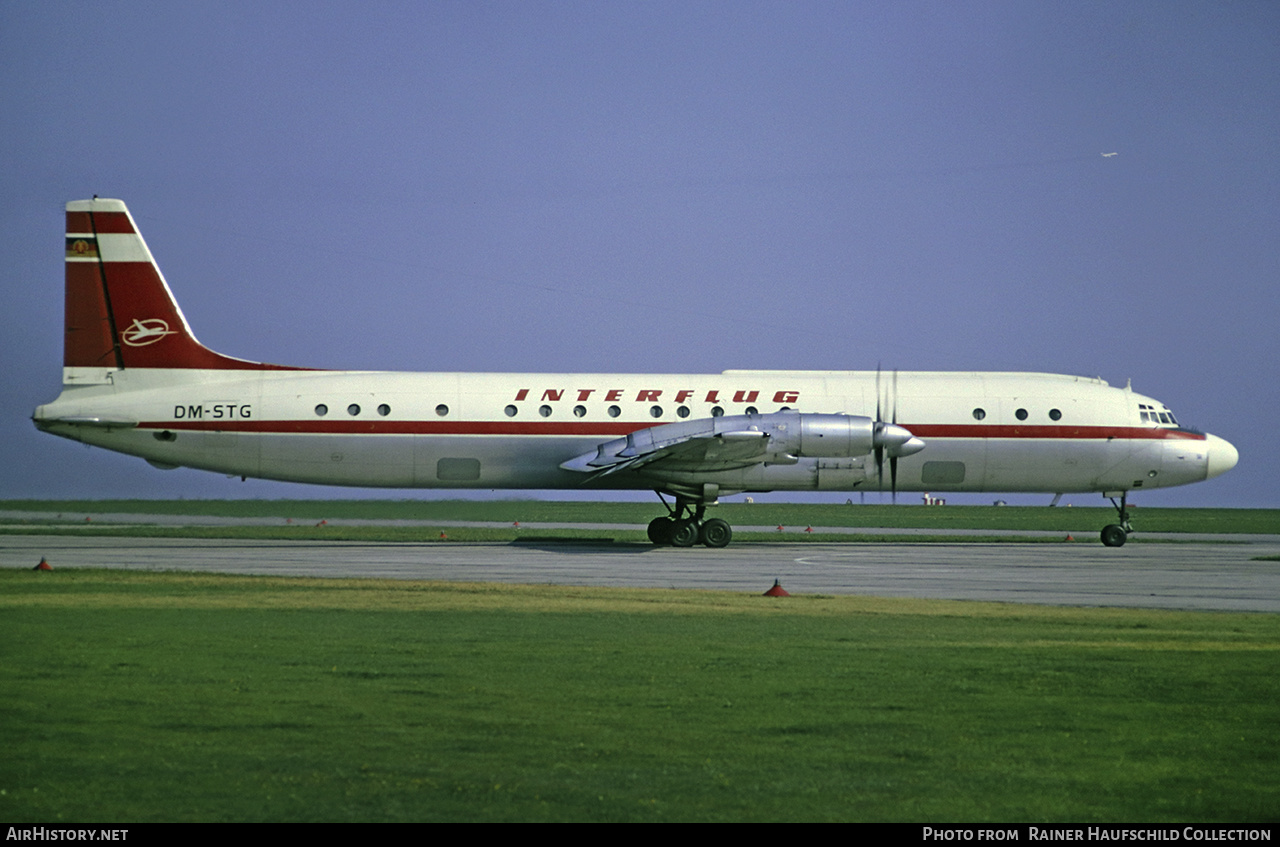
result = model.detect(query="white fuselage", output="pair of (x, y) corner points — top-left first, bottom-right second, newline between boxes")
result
(34, 366), (1236, 497)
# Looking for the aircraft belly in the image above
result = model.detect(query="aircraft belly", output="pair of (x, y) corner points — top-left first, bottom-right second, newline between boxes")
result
(71, 427), (264, 480)
(626, 457), (872, 492)
(1089, 440), (1162, 492)
(980, 438), (1114, 492)
(254, 434), (590, 488)
(891, 439), (989, 492)
(905, 438), (1134, 493)
(412, 435), (599, 489)
(256, 434), (416, 486)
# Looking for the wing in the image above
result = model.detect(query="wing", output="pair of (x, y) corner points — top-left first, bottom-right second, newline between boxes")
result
(560, 410), (918, 480)
(561, 421), (772, 478)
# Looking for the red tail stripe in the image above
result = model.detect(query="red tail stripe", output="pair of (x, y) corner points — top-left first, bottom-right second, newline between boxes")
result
(65, 211), (135, 234)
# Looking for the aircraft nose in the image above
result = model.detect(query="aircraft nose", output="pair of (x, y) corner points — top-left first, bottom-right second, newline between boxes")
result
(1204, 433), (1239, 480)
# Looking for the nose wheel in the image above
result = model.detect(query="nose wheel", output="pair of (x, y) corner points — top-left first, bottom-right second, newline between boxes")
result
(647, 494), (734, 548)
(1101, 493), (1134, 547)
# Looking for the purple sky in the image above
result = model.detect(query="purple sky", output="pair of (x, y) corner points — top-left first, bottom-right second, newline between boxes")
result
(3, 2), (1276, 508)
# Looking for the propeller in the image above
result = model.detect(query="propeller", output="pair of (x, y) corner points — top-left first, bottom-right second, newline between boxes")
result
(873, 366), (925, 503)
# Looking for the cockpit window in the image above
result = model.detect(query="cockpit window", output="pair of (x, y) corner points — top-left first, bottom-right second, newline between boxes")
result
(1139, 403), (1178, 427)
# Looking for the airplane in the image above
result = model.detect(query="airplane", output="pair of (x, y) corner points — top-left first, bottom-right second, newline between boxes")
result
(34, 198), (1238, 548)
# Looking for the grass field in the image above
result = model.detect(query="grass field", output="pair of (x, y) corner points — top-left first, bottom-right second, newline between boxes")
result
(3, 569), (1277, 822)
(3, 500), (1278, 544)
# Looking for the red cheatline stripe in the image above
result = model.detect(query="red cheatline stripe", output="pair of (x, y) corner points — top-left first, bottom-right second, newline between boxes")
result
(136, 419), (1207, 440)
(904, 424), (1206, 441)
(66, 211), (135, 234)
(141, 420), (642, 436)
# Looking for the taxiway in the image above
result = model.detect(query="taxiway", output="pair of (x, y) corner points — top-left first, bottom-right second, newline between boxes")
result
(4, 534), (1279, 612)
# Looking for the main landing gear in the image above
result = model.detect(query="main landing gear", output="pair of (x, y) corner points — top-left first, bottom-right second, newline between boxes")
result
(647, 493), (732, 548)
(1101, 493), (1134, 548)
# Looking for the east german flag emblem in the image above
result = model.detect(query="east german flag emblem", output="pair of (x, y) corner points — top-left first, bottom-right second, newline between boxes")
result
(66, 237), (99, 258)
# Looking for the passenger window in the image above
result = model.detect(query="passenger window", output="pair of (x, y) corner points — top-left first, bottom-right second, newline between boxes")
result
(1015, 408), (1028, 421)
(504, 405), (518, 417)
(573, 405), (587, 418)
(607, 405), (621, 418)
(435, 404), (449, 417)
(1049, 409), (1061, 421)
(972, 408), (985, 420)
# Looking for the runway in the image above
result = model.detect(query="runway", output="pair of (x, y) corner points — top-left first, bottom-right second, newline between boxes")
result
(4, 533), (1280, 612)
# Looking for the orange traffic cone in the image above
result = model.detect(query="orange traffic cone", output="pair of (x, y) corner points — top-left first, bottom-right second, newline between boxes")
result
(763, 580), (790, 597)
(34, 557), (52, 571)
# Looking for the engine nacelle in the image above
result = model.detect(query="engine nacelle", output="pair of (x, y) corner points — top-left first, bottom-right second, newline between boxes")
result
(781, 413), (924, 459)
(766, 413), (876, 458)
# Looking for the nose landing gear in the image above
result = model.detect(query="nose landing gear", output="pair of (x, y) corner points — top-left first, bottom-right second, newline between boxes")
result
(647, 493), (733, 548)
(1101, 493), (1134, 547)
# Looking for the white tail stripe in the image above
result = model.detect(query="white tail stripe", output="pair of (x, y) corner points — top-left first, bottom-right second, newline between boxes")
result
(85, 233), (155, 263)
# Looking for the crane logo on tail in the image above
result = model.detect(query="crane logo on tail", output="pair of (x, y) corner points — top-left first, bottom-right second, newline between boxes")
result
(122, 318), (176, 347)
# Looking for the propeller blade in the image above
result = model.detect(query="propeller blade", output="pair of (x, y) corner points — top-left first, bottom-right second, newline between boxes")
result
(875, 363), (883, 423)
(892, 369), (899, 424)
(890, 369), (899, 502)
(874, 364), (884, 494)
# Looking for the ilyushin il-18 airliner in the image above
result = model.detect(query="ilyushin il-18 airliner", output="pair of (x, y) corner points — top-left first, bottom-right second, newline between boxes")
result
(34, 199), (1238, 548)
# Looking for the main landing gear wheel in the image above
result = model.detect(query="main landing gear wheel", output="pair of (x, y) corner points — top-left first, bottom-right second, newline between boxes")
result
(670, 519), (700, 548)
(648, 493), (735, 548)
(647, 517), (674, 545)
(699, 518), (732, 548)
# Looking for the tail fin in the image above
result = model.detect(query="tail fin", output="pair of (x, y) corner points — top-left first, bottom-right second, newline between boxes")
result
(64, 198), (298, 373)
